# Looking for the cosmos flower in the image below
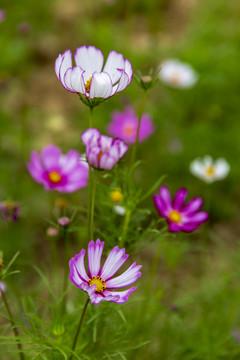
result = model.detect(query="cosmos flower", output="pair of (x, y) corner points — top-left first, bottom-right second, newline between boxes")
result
(0, 281), (6, 295)
(190, 156), (230, 183)
(55, 46), (133, 105)
(27, 144), (88, 193)
(159, 59), (198, 88)
(107, 107), (155, 144)
(81, 128), (128, 170)
(69, 239), (141, 305)
(153, 185), (208, 232)
(0, 201), (21, 222)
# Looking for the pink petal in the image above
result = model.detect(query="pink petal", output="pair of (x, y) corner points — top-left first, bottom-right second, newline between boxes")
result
(87, 239), (104, 277)
(100, 246), (128, 281)
(173, 188), (188, 210)
(105, 262), (142, 289)
(103, 287), (137, 304)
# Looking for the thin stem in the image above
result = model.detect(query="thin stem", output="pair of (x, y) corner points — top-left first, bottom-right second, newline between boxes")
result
(90, 170), (98, 241)
(119, 208), (131, 248)
(131, 90), (147, 165)
(89, 107), (93, 128)
(62, 228), (69, 314)
(1, 289), (25, 360)
(69, 298), (90, 360)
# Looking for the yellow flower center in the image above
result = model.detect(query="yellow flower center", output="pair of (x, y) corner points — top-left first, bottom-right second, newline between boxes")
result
(88, 276), (106, 293)
(205, 165), (215, 176)
(170, 71), (181, 85)
(124, 124), (135, 136)
(48, 171), (62, 184)
(168, 210), (182, 224)
(85, 76), (92, 93)
(110, 189), (123, 203)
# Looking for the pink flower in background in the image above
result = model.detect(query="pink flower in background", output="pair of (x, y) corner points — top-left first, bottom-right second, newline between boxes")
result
(55, 45), (133, 99)
(69, 239), (142, 305)
(27, 145), (88, 193)
(153, 185), (208, 232)
(107, 107), (155, 144)
(81, 128), (128, 170)
(0, 10), (5, 23)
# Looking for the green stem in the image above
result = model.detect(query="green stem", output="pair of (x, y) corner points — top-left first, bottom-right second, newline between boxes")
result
(1, 289), (25, 360)
(87, 166), (92, 242)
(131, 90), (147, 165)
(89, 107), (93, 128)
(90, 171), (98, 241)
(69, 298), (90, 360)
(62, 228), (69, 314)
(119, 208), (131, 248)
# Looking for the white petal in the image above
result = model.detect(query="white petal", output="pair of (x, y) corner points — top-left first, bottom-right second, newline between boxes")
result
(215, 158), (230, 179)
(55, 54), (63, 79)
(103, 50), (125, 84)
(70, 67), (86, 93)
(81, 128), (100, 147)
(74, 45), (104, 80)
(59, 50), (72, 84)
(89, 72), (113, 99)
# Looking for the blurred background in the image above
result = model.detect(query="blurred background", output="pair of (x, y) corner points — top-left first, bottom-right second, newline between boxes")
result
(1, 0), (240, 359)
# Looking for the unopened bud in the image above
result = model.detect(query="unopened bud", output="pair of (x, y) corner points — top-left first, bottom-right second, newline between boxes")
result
(46, 227), (59, 237)
(141, 75), (152, 84)
(58, 217), (70, 227)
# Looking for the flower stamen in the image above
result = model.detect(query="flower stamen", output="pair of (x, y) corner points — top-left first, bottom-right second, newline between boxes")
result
(205, 165), (215, 176)
(123, 124), (135, 136)
(88, 275), (106, 293)
(85, 76), (92, 93)
(48, 171), (62, 184)
(168, 210), (182, 224)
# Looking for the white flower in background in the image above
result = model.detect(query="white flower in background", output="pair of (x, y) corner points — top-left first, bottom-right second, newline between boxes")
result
(113, 205), (126, 216)
(190, 156), (230, 183)
(55, 46), (133, 102)
(159, 59), (198, 88)
(0, 281), (6, 296)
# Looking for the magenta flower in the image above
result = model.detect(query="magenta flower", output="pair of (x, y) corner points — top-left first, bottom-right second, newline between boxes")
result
(0, 201), (20, 222)
(81, 128), (128, 170)
(69, 239), (142, 306)
(153, 185), (208, 232)
(27, 145), (88, 193)
(107, 106), (155, 144)
(55, 46), (133, 101)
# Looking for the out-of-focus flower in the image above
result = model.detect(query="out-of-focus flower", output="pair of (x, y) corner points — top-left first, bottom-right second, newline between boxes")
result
(55, 46), (133, 106)
(107, 107), (155, 144)
(46, 227), (59, 237)
(81, 128), (128, 170)
(69, 239), (141, 305)
(110, 188), (123, 203)
(27, 144), (89, 193)
(190, 156), (230, 183)
(153, 185), (208, 232)
(0, 10), (5, 23)
(55, 197), (69, 211)
(18, 22), (31, 35)
(58, 217), (70, 227)
(159, 59), (198, 88)
(113, 205), (126, 216)
(0, 281), (6, 295)
(0, 201), (21, 222)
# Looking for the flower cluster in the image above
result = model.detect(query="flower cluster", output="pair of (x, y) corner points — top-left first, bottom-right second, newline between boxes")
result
(27, 145), (89, 193)
(153, 186), (208, 232)
(55, 46), (133, 106)
(190, 155), (230, 183)
(69, 239), (141, 305)
(81, 128), (128, 170)
(107, 106), (155, 144)
(159, 59), (198, 89)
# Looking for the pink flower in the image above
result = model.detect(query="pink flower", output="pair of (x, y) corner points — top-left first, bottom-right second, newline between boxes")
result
(81, 128), (128, 170)
(153, 185), (208, 232)
(55, 46), (132, 100)
(69, 239), (142, 306)
(107, 107), (155, 144)
(27, 145), (88, 193)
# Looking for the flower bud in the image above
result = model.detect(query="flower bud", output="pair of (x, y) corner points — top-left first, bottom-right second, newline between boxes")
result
(46, 227), (59, 237)
(110, 189), (123, 203)
(58, 217), (70, 227)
